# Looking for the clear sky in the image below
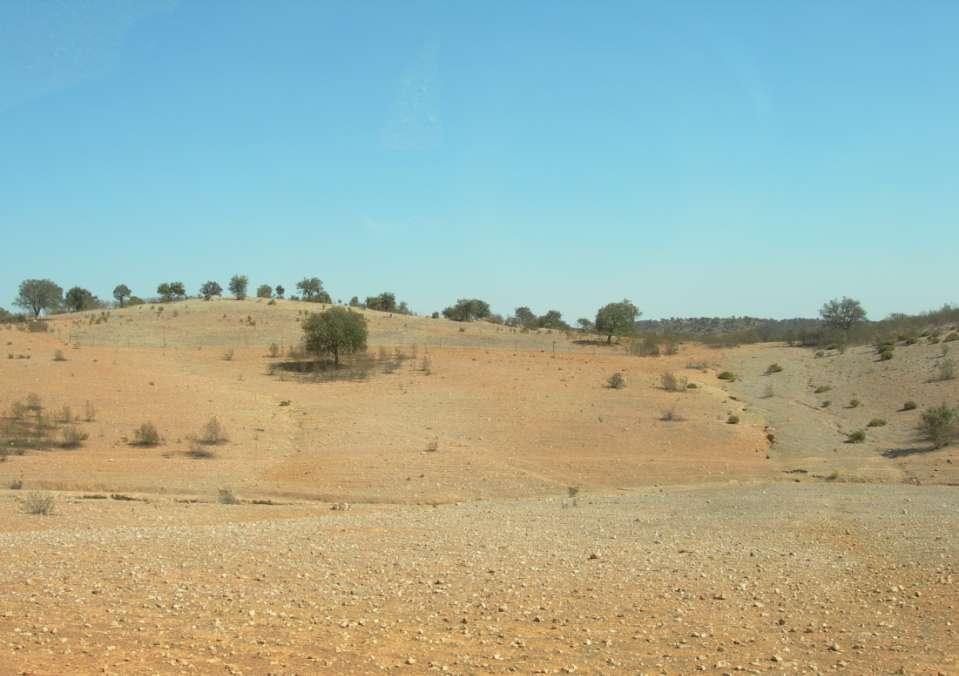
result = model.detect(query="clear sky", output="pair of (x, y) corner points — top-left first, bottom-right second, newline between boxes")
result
(1, 1), (956, 321)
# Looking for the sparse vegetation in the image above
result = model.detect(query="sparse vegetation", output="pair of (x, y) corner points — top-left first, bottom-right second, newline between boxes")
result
(60, 425), (88, 448)
(848, 398), (861, 409)
(867, 418), (887, 427)
(187, 441), (216, 459)
(821, 400), (831, 408)
(932, 357), (955, 382)
(22, 492), (55, 515)
(765, 363), (783, 374)
(917, 404), (958, 449)
(222, 348), (234, 361)
(846, 429), (866, 443)
(132, 422), (161, 447)
(217, 488), (240, 505)
(660, 371), (688, 392)
(726, 414), (739, 424)
(902, 400), (918, 411)
(660, 408), (685, 422)
(814, 385), (832, 394)
(198, 417), (227, 445)
(717, 371), (736, 381)
(607, 372), (626, 389)
(53, 349), (66, 362)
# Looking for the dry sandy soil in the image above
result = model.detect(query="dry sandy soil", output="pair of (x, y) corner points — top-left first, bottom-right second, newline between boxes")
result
(1, 300), (956, 674)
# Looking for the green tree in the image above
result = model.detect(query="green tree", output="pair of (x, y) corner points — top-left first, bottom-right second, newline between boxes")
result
(365, 292), (397, 312)
(537, 309), (567, 330)
(349, 296), (361, 307)
(199, 281), (223, 301)
(819, 297), (867, 333)
(514, 306), (536, 328)
(275, 285), (285, 298)
(577, 318), (594, 332)
(595, 299), (640, 344)
(169, 281), (186, 299)
(918, 404), (958, 449)
(64, 286), (97, 312)
(113, 284), (131, 307)
(157, 283), (173, 302)
(15, 279), (63, 317)
(442, 298), (491, 322)
(256, 284), (273, 299)
(228, 274), (249, 300)
(302, 307), (368, 366)
(296, 277), (324, 301)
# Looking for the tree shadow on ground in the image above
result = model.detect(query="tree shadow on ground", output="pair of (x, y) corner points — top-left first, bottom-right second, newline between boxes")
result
(881, 445), (941, 459)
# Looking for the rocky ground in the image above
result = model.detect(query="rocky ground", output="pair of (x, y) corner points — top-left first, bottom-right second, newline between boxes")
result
(0, 482), (955, 674)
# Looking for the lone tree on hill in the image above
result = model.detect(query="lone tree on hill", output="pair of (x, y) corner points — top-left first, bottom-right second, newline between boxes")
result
(113, 284), (131, 307)
(256, 284), (273, 299)
(15, 279), (63, 317)
(442, 298), (491, 322)
(595, 299), (640, 344)
(297, 277), (332, 303)
(157, 282), (185, 302)
(274, 285), (285, 298)
(302, 306), (367, 366)
(228, 274), (249, 300)
(819, 297), (867, 333)
(365, 292), (397, 312)
(64, 286), (97, 312)
(199, 281), (223, 301)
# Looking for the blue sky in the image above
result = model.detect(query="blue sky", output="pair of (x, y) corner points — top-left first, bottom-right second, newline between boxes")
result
(1, 1), (956, 321)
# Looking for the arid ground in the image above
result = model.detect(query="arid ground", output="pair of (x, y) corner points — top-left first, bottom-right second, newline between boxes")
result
(1, 300), (956, 674)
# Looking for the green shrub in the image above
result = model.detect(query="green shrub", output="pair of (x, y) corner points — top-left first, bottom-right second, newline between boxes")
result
(879, 347), (894, 361)
(764, 363), (783, 375)
(846, 429), (866, 443)
(726, 414), (739, 424)
(867, 418), (887, 428)
(132, 422), (161, 447)
(902, 400), (918, 411)
(814, 385), (832, 394)
(848, 398), (861, 409)
(717, 371), (736, 381)
(660, 372), (688, 392)
(607, 372), (626, 389)
(198, 417), (227, 445)
(917, 404), (958, 448)
(821, 400), (831, 408)
(933, 358), (955, 382)
(660, 409), (684, 422)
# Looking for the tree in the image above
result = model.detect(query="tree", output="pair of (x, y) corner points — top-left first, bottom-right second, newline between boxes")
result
(256, 284), (273, 299)
(595, 299), (640, 344)
(819, 297), (867, 333)
(577, 318), (594, 332)
(64, 286), (97, 312)
(199, 281), (223, 301)
(397, 301), (411, 315)
(15, 279), (63, 317)
(296, 277), (324, 301)
(228, 274), (249, 300)
(349, 296), (361, 307)
(302, 307), (368, 366)
(275, 285), (285, 298)
(365, 292), (397, 312)
(537, 309), (567, 330)
(442, 298), (491, 322)
(113, 284), (131, 307)
(917, 404), (958, 449)
(157, 283), (173, 302)
(514, 306), (537, 328)
(169, 282), (186, 300)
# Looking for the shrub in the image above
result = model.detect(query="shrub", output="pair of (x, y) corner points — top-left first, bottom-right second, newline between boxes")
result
(660, 409), (684, 422)
(256, 284), (273, 299)
(425, 439), (439, 452)
(814, 385), (832, 394)
(765, 363), (783, 375)
(9, 478), (23, 490)
(60, 426), (88, 448)
(902, 400), (918, 411)
(198, 417), (227, 445)
(917, 404), (958, 448)
(187, 441), (216, 459)
(132, 422), (161, 447)
(867, 418), (887, 427)
(222, 348), (234, 361)
(660, 372), (688, 392)
(933, 358), (956, 382)
(821, 400), (831, 408)
(607, 372), (626, 389)
(717, 371), (736, 381)
(846, 429), (866, 443)
(217, 488), (240, 505)
(22, 492), (55, 515)
(53, 349), (66, 362)
(726, 414), (740, 424)
(879, 347), (894, 361)
(848, 398), (861, 408)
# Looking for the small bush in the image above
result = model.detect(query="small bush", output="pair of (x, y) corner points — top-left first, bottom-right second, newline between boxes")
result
(53, 350), (66, 362)
(867, 418), (887, 427)
(217, 488), (240, 505)
(222, 348), (234, 361)
(60, 426), (88, 448)
(717, 371), (736, 381)
(917, 404), (959, 448)
(848, 398), (861, 409)
(814, 385), (832, 394)
(846, 429), (866, 443)
(425, 439), (439, 452)
(932, 358), (955, 382)
(132, 422), (161, 447)
(198, 417), (227, 445)
(821, 400), (831, 408)
(879, 347), (894, 361)
(9, 478), (23, 490)
(902, 400), (918, 411)
(660, 408), (685, 422)
(22, 492), (55, 515)
(726, 414), (739, 424)
(607, 372), (626, 389)
(765, 363), (783, 375)
(187, 441), (216, 459)
(660, 372), (688, 392)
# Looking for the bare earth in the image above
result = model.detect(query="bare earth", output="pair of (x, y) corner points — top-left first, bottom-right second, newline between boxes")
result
(1, 300), (956, 674)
